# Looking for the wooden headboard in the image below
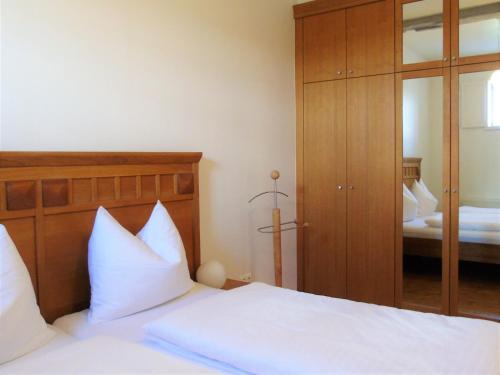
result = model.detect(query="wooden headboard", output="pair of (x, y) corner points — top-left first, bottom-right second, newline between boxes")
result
(0, 152), (202, 322)
(403, 157), (421, 187)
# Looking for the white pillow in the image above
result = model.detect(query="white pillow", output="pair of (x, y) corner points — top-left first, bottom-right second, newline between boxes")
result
(88, 202), (193, 323)
(0, 225), (54, 364)
(411, 180), (438, 217)
(403, 184), (418, 222)
(418, 179), (437, 201)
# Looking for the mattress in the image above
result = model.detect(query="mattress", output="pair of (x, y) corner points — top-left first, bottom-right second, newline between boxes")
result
(53, 283), (245, 374)
(403, 207), (500, 245)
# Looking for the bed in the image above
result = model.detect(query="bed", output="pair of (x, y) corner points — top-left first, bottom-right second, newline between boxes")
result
(0, 152), (498, 374)
(403, 158), (500, 264)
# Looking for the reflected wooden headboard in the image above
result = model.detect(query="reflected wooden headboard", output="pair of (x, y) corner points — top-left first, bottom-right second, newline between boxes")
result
(403, 157), (421, 187)
(0, 152), (202, 322)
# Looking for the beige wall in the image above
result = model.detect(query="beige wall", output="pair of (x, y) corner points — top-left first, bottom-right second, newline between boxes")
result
(0, 0), (298, 288)
(403, 76), (443, 206)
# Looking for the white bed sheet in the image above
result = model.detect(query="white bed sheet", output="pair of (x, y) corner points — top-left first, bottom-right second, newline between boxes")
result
(53, 283), (245, 374)
(146, 282), (500, 374)
(1, 326), (74, 365)
(0, 336), (217, 374)
(404, 211), (500, 245)
(0, 326), (74, 371)
(54, 283), (219, 341)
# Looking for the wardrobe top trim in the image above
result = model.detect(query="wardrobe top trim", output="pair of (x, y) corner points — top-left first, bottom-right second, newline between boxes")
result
(294, 0), (381, 19)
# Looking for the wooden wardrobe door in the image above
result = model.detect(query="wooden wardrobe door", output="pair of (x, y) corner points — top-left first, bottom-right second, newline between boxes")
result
(346, 0), (394, 78)
(303, 10), (346, 83)
(303, 80), (347, 298)
(347, 74), (395, 306)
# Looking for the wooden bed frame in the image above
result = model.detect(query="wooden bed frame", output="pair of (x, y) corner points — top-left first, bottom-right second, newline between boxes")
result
(402, 157), (500, 265)
(0, 152), (202, 323)
(402, 157), (421, 188)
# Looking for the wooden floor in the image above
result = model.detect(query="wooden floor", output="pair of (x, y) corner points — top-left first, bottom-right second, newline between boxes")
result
(403, 256), (500, 318)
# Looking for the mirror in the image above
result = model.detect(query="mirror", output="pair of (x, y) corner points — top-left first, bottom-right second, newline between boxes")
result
(403, 0), (444, 65)
(458, 69), (500, 318)
(402, 76), (444, 310)
(459, 0), (500, 58)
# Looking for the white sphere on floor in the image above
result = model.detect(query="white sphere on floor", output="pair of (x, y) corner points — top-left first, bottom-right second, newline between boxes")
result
(196, 260), (226, 289)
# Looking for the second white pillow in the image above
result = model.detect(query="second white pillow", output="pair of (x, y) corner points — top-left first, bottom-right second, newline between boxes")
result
(88, 202), (193, 324)
(411, 180), (438, 217)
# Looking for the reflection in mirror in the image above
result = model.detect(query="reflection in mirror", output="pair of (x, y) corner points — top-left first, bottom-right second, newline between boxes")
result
(458, 70), (500, 319)
(459, 0), (500, 58)
(402, 76), (443, 310)
(403, 0), (443, 65)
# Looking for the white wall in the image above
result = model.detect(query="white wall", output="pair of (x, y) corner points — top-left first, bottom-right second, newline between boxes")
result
(459, 70), (500, 208)
(0, 0), (298, 288)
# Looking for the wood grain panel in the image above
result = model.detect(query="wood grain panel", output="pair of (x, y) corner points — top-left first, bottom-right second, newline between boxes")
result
(97, 177), (115, 201)
(6, 181), (36, 211)
(346, 0), (394, 78)
(294, 0), (380, 18)
(42, 180), (68, 208)
(72, 179), (92, 204)
(160, 175), (174, 197)
(0, 152), (202, 168)
(141, 176), (156, 199)
(347, 74), (395, 306)
(175, 174), (194, 195)
(303, 80), (347, 298)
(303, 10), (346, 83)
(120, 176), (137, 200)
(296, 18), (305, 291)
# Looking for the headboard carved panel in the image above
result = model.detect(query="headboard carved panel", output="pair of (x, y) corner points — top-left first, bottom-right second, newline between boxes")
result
(403, 157), (422, 188)
(0, 152), (202, 322)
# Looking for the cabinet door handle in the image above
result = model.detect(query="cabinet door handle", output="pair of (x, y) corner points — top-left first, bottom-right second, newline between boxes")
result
(452, 188), (458, 193)
(348, 185), (354, 190)
(443, 57), (448, 62)
(348, 70), (354, 74)
(337, 71), (343, 75)
(337, 185), (343, 190)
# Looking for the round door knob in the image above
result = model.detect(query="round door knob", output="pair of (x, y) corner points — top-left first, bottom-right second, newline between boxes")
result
(349, 70), (354, 74)
(337, 185), (343, 190)
(337, 71), (342, 75)
(443, 57), (448, 62)
(443, 188), (449, 193)
(452, 188), (458, 193)
(348, 185), (354, 190)
(451, 56), (457, 61)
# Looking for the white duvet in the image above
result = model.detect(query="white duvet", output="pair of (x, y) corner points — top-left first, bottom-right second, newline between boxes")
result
(0, 336), (216, 374)
(425, 211), (500, 232)
(146, 283), (500, 374)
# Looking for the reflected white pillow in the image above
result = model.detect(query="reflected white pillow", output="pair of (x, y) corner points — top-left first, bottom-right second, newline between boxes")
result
(411, 180), (438, 217)
(0, 225), (54, 364)
(403, 184), (418, 222)
(419, 179), (437, 201)
(88, 202), (193, 324)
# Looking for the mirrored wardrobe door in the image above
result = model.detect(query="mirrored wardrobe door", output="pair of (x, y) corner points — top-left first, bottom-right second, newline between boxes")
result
(397, 0), (451, 71)
(451, 0), (500, 65)
(398, 70), (451, 313)
(452, 62), (500, 321)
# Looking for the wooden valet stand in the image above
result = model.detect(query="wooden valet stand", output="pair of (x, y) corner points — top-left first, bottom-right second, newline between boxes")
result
(249, 170), (308, 287)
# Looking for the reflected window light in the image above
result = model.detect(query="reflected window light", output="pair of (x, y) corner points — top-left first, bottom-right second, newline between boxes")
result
(488, 70), (500, 128)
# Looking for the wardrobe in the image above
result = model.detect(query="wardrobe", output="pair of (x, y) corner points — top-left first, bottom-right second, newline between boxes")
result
(295, 0), (500, 321)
